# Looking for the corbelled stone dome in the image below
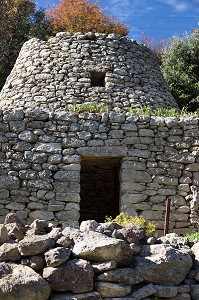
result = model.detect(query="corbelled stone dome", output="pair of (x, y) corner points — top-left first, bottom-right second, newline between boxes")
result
(0, 32), (178, 111)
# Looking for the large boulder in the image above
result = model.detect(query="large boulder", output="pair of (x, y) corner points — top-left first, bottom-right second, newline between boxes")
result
(0, 262), (51, 300)
(191, 242), (199, 269)
(97, 268), (143, 285)
(133, 244), (193, 285)
(0, 242), (21, 261)
(95, 282), (131, 298)
(43, 258), (94, 293)
(120, 223), (146, 244)
(18, 235), (54, 256)
(63, 229), (133, 265)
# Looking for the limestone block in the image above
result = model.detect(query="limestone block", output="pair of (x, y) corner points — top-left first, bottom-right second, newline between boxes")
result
(25, 179), (52, 190)
(131, 284), (157, 299)
(43, 259), (94, 293)
(49, 291), (102, 300)
(9, 121), (25, 133)
(155, 285), (178, 298)
(135, 244), (192, 285)
(0, 262), (51, 300)
(128, 149), (151, 158)
(95, 282), (131, 298)
(0, 242), (21, 261)
(193, 172), (199, 185)
(121, 193), (147, 204)
(19, 235), (54, 256)
(122, 169), (152, 183)
(24, 151), (47, 163)
(45, 247), (71, 267)
(34, 142), (62, 154)
(121, 182), (146, 193)
(170, 213), (188, 222)
(55, 210), (80, 222)
(77, 146), (127, 157)
(29, 211), (54, 221)
(5, 202), (25, 210)
(97, 268), (143, 285)
(48, 154), (62, 164)
(54, 171), (79, 182)
(139, 129), (155, 137)
(0, 175), (19, 190)
(141, 210), (163, 220)
(3, 109), (24, 121)
(18, 130), (38, 142)
(92, 260), (117, 274)
(153, 175), (178, 186)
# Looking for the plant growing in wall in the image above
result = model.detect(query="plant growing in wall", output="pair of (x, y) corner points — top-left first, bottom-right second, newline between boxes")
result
(105, 212), (156, 236)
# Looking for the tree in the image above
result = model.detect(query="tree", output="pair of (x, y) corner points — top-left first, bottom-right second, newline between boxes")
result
(47, 0), (129, 35)
(160, 30), (199, 112)
(0, 0), (35, 89)
(0, 0), (53, 90)
(29, 8), (53, 40)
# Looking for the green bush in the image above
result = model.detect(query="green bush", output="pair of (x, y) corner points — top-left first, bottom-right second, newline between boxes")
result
(160, 30), (199, 112)
(184, 231), (199, 242)
(67, 101), (108, 113)
(105, 212), (156, 236)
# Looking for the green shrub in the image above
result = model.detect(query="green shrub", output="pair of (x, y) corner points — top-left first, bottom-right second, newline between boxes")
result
(184, 231), (199, 242)
(105, 212), (156, 236)
(128, 105), (199, 117)
(67, 101), (108, 113)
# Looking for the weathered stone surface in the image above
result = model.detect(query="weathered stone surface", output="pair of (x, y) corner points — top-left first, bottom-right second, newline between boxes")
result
(49, 291), (102, 300)
(155, 284), (178, 297)
(191, 242), (199, 269)
(0, 176), (19, 189)
(43, 258), (94, 293)
(120, 223), (146, 244)
(0, 262), (51, 300)
(190, 285), (199, 300)
(97, 268), (143, 285)
(18, 235), (54, 256)
(71, 231), (133, 265)
(21, 255), (46, 271)
(5, 224), (24, 241)
(134, 244), (193, 285)
(131, 284), (156, 300)
(95, 282), (131, 298)
(0, 242), (21, 261)
(0, 225), (9, 245)
(92, 260), (117, 274)
(80, 220), (103, 232)
(45, 247), (71, 267)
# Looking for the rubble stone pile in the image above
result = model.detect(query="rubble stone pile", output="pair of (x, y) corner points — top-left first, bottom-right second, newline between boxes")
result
(1, 213), (199, 299)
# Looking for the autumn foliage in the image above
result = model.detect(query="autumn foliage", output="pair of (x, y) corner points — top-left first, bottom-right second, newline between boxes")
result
(47, 0), (129, 35)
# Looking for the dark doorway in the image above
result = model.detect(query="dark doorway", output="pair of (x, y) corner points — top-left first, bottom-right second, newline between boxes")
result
(80, 158), (121, 223)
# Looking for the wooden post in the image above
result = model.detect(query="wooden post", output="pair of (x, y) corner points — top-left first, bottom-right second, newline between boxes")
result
(164, 198), (171, 235)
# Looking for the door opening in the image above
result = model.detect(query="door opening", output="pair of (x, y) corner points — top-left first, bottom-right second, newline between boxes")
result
(80, 157), (121, 223)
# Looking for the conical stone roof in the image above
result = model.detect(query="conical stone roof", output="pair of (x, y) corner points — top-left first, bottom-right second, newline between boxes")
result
(0, 32), (178, 112)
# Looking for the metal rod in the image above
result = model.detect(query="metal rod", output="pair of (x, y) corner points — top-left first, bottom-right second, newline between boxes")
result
(164, 198), (171, 235)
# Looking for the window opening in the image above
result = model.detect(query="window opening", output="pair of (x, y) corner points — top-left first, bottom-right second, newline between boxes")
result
(90, 71), (105, 87)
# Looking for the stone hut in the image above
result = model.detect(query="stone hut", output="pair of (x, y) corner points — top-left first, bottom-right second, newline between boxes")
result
(0, 32), (198, 235)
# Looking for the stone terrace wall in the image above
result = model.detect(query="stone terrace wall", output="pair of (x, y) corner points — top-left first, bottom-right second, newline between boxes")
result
(0, 32), (178, 111)
(0, 108), (198, 235)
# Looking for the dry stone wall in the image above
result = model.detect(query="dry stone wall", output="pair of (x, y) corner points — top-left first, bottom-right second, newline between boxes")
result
(0, 32), (178, 111)
(0, 108), (198, 235)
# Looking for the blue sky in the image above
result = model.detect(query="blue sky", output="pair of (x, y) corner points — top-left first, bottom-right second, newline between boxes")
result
(36, 0), (199, 41)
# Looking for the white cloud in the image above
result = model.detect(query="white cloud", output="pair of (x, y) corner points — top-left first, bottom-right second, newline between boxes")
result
(158, 0), (190, 12)
(107, 0), (154, 20)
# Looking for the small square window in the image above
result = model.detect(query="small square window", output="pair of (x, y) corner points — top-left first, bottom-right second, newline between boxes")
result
(90, 71), (105, 87)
